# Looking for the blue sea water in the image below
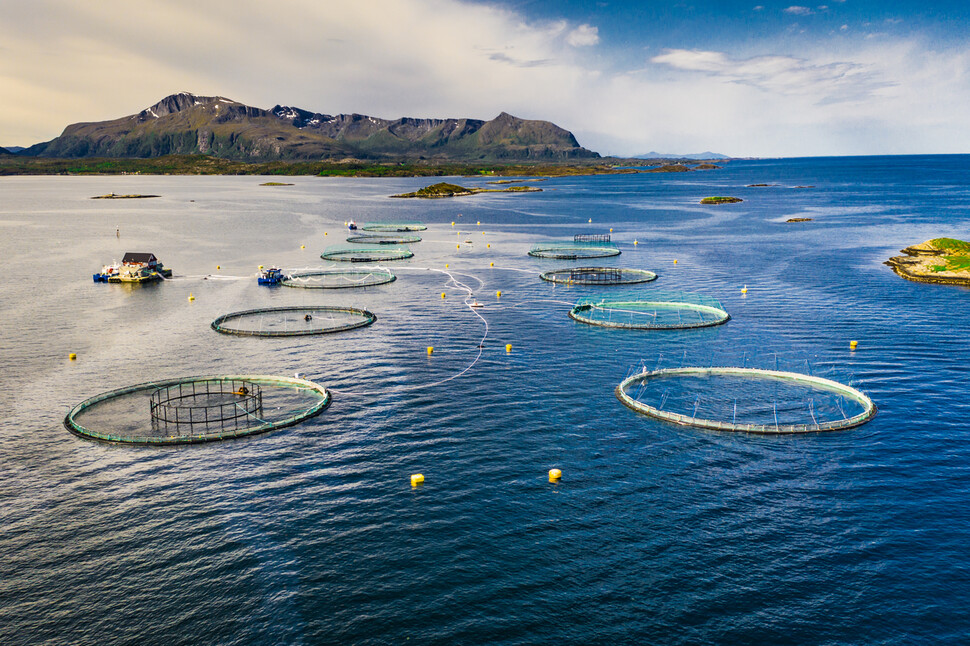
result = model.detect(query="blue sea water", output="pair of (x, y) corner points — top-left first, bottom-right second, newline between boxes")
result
(1, 156), (969, 645)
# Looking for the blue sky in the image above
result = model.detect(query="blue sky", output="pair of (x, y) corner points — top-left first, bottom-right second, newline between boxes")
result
(1, 0), (969, 156)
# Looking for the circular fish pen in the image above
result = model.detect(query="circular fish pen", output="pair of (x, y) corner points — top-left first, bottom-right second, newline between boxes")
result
(529, 241), (621, 259)
(346, 233), (422, 245)
(540, 267), (657, 285)
(361, 222), (427, 232)
(615, 367), (876, 433)
(569, 293), (729, 329)
(64, 375), (332, 444)
(320, 245), (414, 262)
(281, 268), (396, 289)
(212, 306), (376, 336)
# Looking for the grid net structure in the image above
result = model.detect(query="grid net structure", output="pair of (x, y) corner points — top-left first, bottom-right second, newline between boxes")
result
(320, 245), (413, 262)
(574, 234), (611, 243)
(346, 233), (422, 245)
(528, 240), (621, 259)
(615, 366), (876, 433)
(540, 267), (657, 285)
(569, 292), (729, 329)
(281, 268), (396, 289)
(211, 305), (376, 337)
(361, 222), (427, 232)
(64, 375), (332, 444)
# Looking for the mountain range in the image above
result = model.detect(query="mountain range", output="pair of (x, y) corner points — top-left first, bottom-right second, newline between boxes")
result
(19, 93), (599, 163)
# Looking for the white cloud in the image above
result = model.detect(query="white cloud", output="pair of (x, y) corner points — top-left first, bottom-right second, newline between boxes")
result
(784, 6), (815, 15)
(566, 24), (600, 47)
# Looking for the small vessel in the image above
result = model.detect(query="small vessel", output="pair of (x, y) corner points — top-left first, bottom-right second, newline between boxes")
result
(348, 220), (358, 230)
(470, 301), (484, 308)
(258, 267), (284, 285)
(93, 261), (120, 282)
(98, 252), (171, 284)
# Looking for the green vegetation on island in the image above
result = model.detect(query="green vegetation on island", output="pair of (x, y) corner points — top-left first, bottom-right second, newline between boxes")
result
(391, 181), (543, 198)
(700, 196), (743, 204)
(786, 218), (813, 222)
(90, 193), (160, 199)
(260, 181), (293, 186)
(885, 238), (970, 285)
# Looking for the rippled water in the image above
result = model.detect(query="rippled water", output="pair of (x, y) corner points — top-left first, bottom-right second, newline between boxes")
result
(2, 156), (970, 644)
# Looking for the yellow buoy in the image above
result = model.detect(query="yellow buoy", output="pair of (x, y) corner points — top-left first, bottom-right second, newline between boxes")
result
(496, 290), (502, 298)
(300, 245), (305, 249)
(588, 218), (592, 223)
(549, 468), (562, 481)
(441, 292), (446, 299)
(324, 232), (328, 236)
(850, 340), (858, 350)
(451, 221), (455, 226)
(482, 231), (486, 235)
(486, 243), (491, 248)
(490, 262), (494, 267)
(506, 343), (512, 353)
(427, 346), (434, 355)
(674, 259), (678, 264)
(188, 293), (195, 301)
(411, 473), (424, 487)
(741, 285), (748, 294)
(68, 353), (77, 361)
(457, 244), (460, 249)
(476, 221), (481, 225)
(258, 265), (264, 270)
(445, 263), (449, 268)
(634, 240), (638, 246)
(609, 228), (613, 232)
(216, 265), (220, 270)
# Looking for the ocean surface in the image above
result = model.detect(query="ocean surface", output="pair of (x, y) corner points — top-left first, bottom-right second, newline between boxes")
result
(2, 156), (969, 645)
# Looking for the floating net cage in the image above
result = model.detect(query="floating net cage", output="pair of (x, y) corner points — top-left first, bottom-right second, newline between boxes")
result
(346, 233), (422, 245)
(616, 366), (876, 434)
(212, 306), (376, 337)
(361, 222), (427, 232)
(320, 245), (413, 262)
(529, 241), (621, 259)
(540, 267), (658, 285)
(569, 292), (729, 329)
(281, 268), (396, 289)
(64, 375), (331, 444)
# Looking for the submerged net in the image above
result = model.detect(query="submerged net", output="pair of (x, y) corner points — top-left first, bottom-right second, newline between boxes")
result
(569, 292), (729, 329)
(346, 233), (422, 245)
(616, 366), (876, 433)
(361, 222), (427, 232)
(529, 241), (621, 259)
(211, 306), (376, 336)
(64, 375), (331, 444)
(540, 267), (657, 285)
(320, 245), (413, 262)
(281, 268), (396, 289)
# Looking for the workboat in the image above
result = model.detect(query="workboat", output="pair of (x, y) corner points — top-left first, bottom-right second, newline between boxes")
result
(258, 267), (284, 285)
(348, 220), (358, 230)
(98, 252), (172, 284)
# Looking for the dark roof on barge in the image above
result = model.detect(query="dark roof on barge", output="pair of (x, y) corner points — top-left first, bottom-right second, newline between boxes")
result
(122, 252), (158, 264)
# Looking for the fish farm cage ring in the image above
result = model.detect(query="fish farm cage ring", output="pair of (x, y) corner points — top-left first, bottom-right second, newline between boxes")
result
(540, 267), (658, 285)
(615, 367), (876, 433)
(211, 306), (376, 337)
(529, 242), (621, 259)
(361, 222), (427, 232)
(346, 233), (422, 245)
(569, 295), (729, 330)
(320, 245), (414, 262)
(281, 268), (396, 289)
(63, 375), (332, 444)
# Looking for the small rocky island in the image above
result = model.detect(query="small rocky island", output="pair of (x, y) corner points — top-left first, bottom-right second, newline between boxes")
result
(700, 196), (743, 204)
(391, 182), (542, 198)
(786, 217), (813, 223)
(885, 238), (970, 286)
(90, 193), (160, 199)
(260, 181), (294, 186)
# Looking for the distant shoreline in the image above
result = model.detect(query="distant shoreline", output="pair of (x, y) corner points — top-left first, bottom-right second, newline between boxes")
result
(0, 154), (724, 178)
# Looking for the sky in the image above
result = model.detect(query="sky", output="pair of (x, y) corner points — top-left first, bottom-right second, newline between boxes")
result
(1, 0), (970, 157)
